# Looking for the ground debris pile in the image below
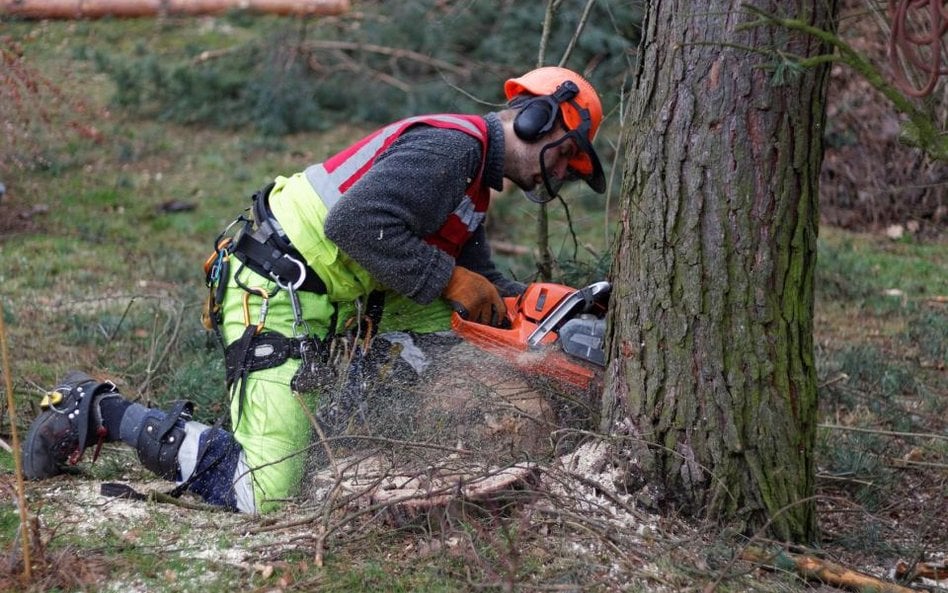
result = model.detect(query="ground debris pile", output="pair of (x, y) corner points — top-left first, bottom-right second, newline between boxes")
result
(288, 432), (690, 589)
(304, 437), (660, 530)
(310, 455), (541, 528)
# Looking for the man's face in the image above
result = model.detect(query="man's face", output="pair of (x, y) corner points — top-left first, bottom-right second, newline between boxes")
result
(506, 129), (579, 194)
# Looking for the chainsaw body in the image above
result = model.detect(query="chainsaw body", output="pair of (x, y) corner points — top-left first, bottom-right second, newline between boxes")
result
(451, 281), (611, 390)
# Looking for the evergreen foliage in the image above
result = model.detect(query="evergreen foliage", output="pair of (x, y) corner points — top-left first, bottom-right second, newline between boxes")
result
(88, 1), (642, 135)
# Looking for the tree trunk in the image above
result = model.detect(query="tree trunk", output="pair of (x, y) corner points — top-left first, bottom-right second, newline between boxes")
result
(603, 0), (838, 542)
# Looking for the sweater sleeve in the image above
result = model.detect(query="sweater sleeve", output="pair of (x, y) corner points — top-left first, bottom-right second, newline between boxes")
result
(323, 125), (482, 304)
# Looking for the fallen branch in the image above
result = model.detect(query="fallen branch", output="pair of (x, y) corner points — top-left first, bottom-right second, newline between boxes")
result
(370, 463), (539, 527)
(895, 559), (948, 582)
(741, 546), (917, 593)
(883, 456), (948, 470)
(302, 40), (468, 76)
(817, 423), (948, 442)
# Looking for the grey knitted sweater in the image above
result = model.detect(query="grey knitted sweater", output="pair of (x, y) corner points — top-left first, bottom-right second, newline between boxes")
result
(323, 112), (525, 305)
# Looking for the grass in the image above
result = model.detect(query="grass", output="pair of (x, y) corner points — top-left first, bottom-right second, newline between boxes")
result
(811, 230), (946, 573)
(1, 14), (946, 593)
(815, 227), (946, 438)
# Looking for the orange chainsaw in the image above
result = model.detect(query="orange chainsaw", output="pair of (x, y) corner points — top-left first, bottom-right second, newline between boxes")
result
(451, 281), (611, 391)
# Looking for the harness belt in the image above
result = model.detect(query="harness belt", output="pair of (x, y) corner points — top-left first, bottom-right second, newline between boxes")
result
(224, 331), (306, 388)
(230, 182), (328, 294)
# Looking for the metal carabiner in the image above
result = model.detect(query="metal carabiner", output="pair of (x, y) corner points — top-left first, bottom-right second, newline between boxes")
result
(273, 255), (312, 337)
(242, 286), (270, 334)
(271, 254), (307, 293)
(288, 284), (312, 338)
(343, 308), (375, 353)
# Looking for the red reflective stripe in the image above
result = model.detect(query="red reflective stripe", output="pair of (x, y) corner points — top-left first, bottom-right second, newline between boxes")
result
(338, 159), (375, 194)
(438, 215), (471, 243)
(424, 234), (459, 257)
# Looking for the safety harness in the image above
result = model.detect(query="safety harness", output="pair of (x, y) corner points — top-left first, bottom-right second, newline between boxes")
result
(233, 182), (327, 295)
(202, 183), (385, 427)
(203, 181), (325, 316)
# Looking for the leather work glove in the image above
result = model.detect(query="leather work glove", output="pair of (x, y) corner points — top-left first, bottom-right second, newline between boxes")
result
(442, 266), (508, 327)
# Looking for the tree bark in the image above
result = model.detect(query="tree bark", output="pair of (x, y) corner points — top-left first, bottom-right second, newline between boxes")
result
(603, 0), (838, 542)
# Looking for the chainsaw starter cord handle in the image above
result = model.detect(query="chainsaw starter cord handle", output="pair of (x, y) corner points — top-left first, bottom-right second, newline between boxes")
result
(442, 266), (508, 328)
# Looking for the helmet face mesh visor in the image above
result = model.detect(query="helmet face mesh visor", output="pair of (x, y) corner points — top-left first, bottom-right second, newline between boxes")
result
(523, 128), (605, 204)
(564, 99), (605, 193)
(523, 139), (567, 204)
(567, 127), (605, 193)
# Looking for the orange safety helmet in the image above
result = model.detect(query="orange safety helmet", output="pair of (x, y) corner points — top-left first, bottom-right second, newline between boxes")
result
(504, 67), (605, 199)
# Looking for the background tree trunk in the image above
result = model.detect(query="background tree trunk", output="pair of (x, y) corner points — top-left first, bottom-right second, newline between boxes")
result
(603, 1), (839, 542)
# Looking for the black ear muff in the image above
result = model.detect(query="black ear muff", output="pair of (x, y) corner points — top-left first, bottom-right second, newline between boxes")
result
(513, 99), (558, 141)
(512, 80), (581, 142)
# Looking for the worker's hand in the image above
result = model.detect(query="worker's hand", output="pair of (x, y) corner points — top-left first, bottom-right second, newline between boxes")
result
(442, 266), (508, 327)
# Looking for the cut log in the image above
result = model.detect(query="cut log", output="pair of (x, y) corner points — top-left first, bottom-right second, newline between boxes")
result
(0, 0), (350, 19)
(895, 559), (948, 582)
(741, 547), (917, 593)
(371, 463), (540, 527)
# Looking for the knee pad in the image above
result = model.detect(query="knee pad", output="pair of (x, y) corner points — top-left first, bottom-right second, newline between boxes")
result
(135, 400), (192, 480)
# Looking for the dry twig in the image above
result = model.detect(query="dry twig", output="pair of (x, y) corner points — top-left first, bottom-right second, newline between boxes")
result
(818, 423), (948, 442)
(302, 40), (468, 76)
(0, 298), (32, 580)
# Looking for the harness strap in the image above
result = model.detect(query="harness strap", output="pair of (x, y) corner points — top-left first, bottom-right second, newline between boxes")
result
(230, 227), (327, 294)
(366, 290), (386, 330)
(224, 331), (304, 386)
(227, 326), (259, 430)
(224, 330), (314, 429)
(230, 182), (328, 294)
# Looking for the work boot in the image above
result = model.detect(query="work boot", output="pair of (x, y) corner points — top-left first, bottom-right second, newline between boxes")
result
(22, 371), (123, 479)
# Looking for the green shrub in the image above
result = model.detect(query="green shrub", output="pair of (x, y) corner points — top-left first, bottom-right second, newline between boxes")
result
(905, 309), (948, 366)
(89, 1), (641, 135)
(160, 333), (228, 424)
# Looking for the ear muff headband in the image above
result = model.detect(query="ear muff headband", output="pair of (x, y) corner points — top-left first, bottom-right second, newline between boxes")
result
(512, 81), (580, 142)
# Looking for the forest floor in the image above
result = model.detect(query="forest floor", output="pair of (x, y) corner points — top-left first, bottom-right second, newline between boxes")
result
(3, 269), (945, 593)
